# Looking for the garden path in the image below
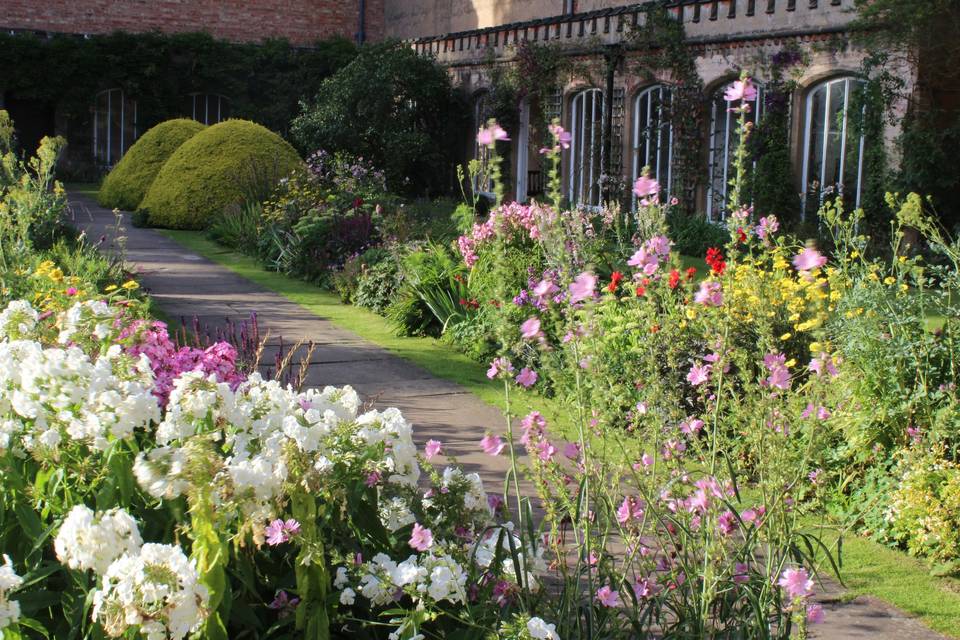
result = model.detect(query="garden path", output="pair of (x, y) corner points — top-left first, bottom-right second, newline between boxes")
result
(68, 193), (946, 640)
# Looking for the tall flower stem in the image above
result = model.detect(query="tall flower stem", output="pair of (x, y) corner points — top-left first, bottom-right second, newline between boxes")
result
(292, 490), (330, 640)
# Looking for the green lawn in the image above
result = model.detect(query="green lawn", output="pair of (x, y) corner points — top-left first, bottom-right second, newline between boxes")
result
(160, 228), (960, 637)
(63, 182), (100, 199)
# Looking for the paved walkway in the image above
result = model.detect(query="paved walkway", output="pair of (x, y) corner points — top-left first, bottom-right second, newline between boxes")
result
(69, 193), (946, 640)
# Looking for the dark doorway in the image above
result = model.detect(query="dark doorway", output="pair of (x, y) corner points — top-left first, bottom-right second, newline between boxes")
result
(4, 95), (56, 157)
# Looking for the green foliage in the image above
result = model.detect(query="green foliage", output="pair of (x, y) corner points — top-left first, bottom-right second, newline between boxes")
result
(291, 43), (467, 196)
(387, 243), (470, 337)
(97, 118), (206, 211)
(355, 257), (403, 314)
(665, 210), (728, 258)
(207, 201), (264, 256)
(0, 110), (68, 272)
(139, 119), (301, 229)
(0, 30), (357, 139)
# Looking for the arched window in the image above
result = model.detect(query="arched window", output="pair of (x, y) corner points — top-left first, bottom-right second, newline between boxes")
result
(568, 88), (604, 208)
(187, 93), (230, 125)
(706, 81), (763, 221)
(472, 90), (495, 197)
(93, 89), (137, 166)
(632, 85), (673, 208)
(801, 76), (866, 217)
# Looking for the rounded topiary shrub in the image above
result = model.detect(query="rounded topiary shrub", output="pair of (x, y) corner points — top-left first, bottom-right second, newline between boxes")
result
(97, 119), (206, 211)
(139, 119), (301, 230)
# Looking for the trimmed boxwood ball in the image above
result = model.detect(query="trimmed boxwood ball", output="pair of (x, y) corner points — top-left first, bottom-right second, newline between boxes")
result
(139, 119), (301, 230)
(97, 118), (206, 211)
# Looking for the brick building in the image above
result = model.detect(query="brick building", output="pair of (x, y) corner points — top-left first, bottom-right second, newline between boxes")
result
(0, 0), (381, 174)
(389, 0), (915, 219)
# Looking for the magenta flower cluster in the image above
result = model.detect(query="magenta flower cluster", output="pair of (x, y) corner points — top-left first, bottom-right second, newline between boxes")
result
(119, 320), (245, 405)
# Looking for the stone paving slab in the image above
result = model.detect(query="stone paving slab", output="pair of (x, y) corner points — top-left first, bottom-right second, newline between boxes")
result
(67, 194), (948, 640)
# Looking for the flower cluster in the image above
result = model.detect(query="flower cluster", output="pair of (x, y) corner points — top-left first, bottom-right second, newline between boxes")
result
(0, 554), (23, 631)
(54, 505), (144, 574)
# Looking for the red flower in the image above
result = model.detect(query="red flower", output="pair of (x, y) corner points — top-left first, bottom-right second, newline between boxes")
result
(705, 248), (726, 276)
(636, 284), (646, 297)
(736, 227), (747, 244)
(685, 267), (697, 281)
(650, 324), (660, 333)
(668, 269), (681, 290)
(353, 197), (364, 208)
(607, 271), (625, 293)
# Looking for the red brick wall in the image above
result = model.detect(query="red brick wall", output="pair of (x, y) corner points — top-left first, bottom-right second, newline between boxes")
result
(0, 0), (384, 46)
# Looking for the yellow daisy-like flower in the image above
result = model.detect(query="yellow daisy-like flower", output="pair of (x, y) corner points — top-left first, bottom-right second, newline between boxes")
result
(105, 284), (118, 292)
(779, 333), (792, 341)
(121, 280), (139, 290)
(883, 276), (896, 286)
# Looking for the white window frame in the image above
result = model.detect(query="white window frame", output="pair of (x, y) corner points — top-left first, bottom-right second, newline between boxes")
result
(706, 80), (763, 221)
(471, 91), (497, 199)
(189, 93), (229, 125)
(516, 98), (530, 202)
(631, 84), (673, 210)
(568, 88), (604, 208)
(800, 76), (866, 219)
(92, 88), (137, 166)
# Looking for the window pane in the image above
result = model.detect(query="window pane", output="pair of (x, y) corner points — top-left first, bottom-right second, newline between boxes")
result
(707, 82), (762, 220)
(632, 85), (673, 209)
(569, 89), (603, 207)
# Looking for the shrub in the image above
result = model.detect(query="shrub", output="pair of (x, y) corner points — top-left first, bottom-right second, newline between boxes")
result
(206, 201), (264, 257)
(139, 119), (301, 229)
(355, 257), (403, 314)
(666, 210), (729, 257)
(291, 43), (467, 196)
(97, 118), (206, 211)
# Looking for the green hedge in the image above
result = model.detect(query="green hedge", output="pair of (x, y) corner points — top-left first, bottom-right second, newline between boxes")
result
(139, 119), (301, 230)
(97, 119), (206, 211)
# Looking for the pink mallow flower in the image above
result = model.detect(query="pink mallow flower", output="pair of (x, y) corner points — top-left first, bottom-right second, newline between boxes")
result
(807, 603), (825, 624)
(481, 434), (506, 456)
(424, 439), (442, 460)
(686, 363), (711, 386)
(792, 247), (827, 272)
(633, 176), (660, 206)
(568, 272), (597, 304)
(409, 523), (434, 552)
(694, 281), (723, 306)
(265, 519), (301, 546)
(487, 357), (514, 380)
(520, 316), (542, 339)
(778, 567), (814, 600)
(477, 122), (509, 147)
(724, 78), (758, 103)
(596, 585), (622, 607)
(516, 367), (538, 388)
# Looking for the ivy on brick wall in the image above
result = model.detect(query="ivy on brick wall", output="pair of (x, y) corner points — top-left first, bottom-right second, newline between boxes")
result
(0, 30), (357, 143)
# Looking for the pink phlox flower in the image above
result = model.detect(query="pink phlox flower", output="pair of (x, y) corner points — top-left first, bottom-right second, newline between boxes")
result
(515, 367), (538, 388)
(778, 567), (814, 600)
(520, 316), (542, 339)
(694, 281), (724, 306)
(480, 434), (506, 456)
(424, 439), (442, 460)
(568, 272), (597, 304)
(595, 585), (622, 607)
(409, 523), (434, 552)
(792, 247), (828, 272)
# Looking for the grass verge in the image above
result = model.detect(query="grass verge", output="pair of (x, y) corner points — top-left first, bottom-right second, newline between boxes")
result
(160, 228), (960, 637)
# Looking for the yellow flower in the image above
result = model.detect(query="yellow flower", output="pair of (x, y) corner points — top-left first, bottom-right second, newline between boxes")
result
(685, 308), (697, 320)
(105, 284), (118, 292)
(850, 250), (860, 258)
(121, 280), (139, 291)
(900, 284), (909, 293)
(785, 358), (797, 368)
(809, 341), (822, 354)
(883, 276), (896, 286)
(779, 333), (792, 341)
(898, 256), (907, 263)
